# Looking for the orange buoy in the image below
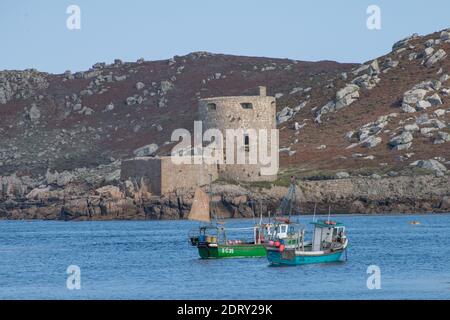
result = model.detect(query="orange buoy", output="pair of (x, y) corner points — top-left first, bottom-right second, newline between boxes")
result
(279, 244), (285, 252)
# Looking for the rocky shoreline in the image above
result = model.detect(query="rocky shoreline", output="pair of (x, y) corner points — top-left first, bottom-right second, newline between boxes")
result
(1, 167), (449, 220)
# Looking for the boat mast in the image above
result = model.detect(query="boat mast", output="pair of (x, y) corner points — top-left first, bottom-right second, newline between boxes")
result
(301, 229), (305, 251)
(259, 200), (263, 226)
(208, 173), (216, 223)
(277, 175), (297, 218)
(290, 177), (295, 219)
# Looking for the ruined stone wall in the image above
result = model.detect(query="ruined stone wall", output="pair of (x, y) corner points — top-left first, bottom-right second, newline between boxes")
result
(160, 157), (218, 194)
(120, 156), (218, 195)
(120, 157), (162, 195)
(198, 94), (277, 182)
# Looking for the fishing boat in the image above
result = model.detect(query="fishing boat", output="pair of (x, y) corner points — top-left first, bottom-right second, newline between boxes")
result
(265, 176), (349, 266)
(266, 218), (348, 266)
(188, 187), (271, 259)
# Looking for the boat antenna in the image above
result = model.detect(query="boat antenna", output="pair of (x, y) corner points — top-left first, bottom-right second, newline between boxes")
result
(259, 200), (263, 226)
(290, 176), (296, 219)
(313, 203), (317, 222)
(249, 192), (256, 225)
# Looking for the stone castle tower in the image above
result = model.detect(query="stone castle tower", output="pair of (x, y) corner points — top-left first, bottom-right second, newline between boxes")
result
(198, 86), (277, 182)
(121, 86), (278, 196)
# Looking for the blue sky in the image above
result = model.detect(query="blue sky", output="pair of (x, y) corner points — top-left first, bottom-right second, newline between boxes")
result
(1, 0), (449, 73)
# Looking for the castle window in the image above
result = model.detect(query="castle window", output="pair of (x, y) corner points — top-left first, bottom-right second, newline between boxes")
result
(240, 103), (253, 109)
(207, 103), (217, 111)
(244, 134), (250, 152)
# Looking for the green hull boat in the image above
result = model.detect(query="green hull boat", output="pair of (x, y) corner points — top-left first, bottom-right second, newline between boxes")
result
(188, 187), (272, 259)
(190, 225), (271, 259)
(197, 243), (267, 259)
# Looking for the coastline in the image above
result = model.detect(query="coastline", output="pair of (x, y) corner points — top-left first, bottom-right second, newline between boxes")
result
(1, 174), (449, 221)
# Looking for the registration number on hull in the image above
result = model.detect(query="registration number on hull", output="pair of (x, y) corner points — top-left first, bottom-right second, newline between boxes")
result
(220, 247), (234, 254)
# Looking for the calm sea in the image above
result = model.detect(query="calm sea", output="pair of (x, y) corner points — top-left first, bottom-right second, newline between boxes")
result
(0, 214), (449, 299)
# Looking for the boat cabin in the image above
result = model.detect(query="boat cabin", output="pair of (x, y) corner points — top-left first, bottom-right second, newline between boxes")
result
(271, 218), (299, 240)
(311, 220), (346, 251)
(275, 223), (291, 239)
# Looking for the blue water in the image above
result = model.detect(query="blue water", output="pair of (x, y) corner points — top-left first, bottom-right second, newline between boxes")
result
(1, 214), (450, 300)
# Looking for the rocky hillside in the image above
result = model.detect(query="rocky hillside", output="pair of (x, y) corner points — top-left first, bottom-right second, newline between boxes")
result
(0, 52), (352, 177)
(1, 28), (450, 220)
(277, 28), (450, 179)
